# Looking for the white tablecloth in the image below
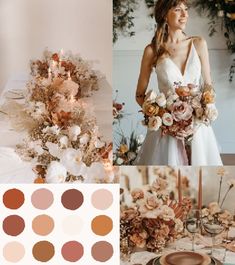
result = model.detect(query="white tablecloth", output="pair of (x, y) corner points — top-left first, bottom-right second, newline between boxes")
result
(120, 236), (235, 265)
(0, 74), (112, 183)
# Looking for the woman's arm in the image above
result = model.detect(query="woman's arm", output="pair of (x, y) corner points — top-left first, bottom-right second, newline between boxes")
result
(136, 45), (155, 107)
(194, 37), (212, 85)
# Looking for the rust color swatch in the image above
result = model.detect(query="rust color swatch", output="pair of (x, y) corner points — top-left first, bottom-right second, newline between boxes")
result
(32, 241), (55, 262)
(61, 189), (83, 210)
(3, 189), (25, 209)
(91, 241), (113, 262)
(91, 215), (113, 236)
(3, 215), (25, 236)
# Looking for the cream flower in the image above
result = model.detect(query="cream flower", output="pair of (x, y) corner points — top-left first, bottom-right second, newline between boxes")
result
(46, 142), (61, 158)
(159, 205), (175, 221)
(95, 138), (105, 148)
(205, 106), (218, 121)
(68, 125), (81, 141)
(148, 116), (162, 131)
(58, 80), (79, 97)
(85, 162), (114, 183)
(60, 148), (87, 176)
(79, 133), (90, 145)
(174, 218), (184, 233)
(156, 93), (167, 107)
(59, 136), (69, 148)
(162, 113), (173, 126)
(46, 161), (67, 183)
(42, 125), (60, 135)
(208, 202), (221, 215)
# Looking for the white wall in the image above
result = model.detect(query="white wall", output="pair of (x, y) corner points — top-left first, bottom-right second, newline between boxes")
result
(0, 0), (112, 90)
(113, 2), (235, 154)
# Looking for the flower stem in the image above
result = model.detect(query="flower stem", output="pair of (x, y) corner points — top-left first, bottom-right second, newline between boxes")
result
(220, 186), (232, 208)
(217, 176), (223, 204)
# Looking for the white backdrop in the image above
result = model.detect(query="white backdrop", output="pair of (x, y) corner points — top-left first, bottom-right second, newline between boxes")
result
(113, 2), (235, 154)
(0, 0), (112, 90)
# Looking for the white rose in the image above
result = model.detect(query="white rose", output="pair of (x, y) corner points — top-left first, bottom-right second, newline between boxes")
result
(205, 106), (218, 122)
(162, 113), (173, 126)
(156, 93), (166, 107)
(59, 136), (69, 148)
(95, 139), (105, 148)
(46, 161), (67, 183)
(116, 157), (124, 165)
(148, 116), (162, 131)
(68, 125), (81, 141)
(192, 97), (201, 109)
(79, 133), (90, 145)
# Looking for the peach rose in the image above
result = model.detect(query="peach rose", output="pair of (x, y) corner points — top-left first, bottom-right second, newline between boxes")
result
(148, 116), (162, 131)
(175, 86), (190, 97)
(202, 90), (215, 104)
(131, 188), (144, 201)
(143, 102), (159, 117)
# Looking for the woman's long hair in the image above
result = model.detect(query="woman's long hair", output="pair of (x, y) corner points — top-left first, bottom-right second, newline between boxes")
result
(151, 0), (188, 65)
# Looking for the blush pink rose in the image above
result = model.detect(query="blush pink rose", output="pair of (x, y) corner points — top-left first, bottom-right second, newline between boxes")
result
(171, 101), (193, 121)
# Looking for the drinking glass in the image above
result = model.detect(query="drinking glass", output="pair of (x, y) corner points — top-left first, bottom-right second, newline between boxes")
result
(185, 209), (201, 251)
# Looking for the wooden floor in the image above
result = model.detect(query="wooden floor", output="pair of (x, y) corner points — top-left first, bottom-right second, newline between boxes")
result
(221, 154), (235, 165)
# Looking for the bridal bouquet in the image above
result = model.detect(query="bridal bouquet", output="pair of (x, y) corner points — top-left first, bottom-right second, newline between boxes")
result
(120, 179), (192, 254)
(1, 50), (113, 183)
(141, 82), (218, 140)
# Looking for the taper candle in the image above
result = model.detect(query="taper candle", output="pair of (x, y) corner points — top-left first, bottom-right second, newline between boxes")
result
(178, 169), (182, 204)
(198, 168), (202, 210)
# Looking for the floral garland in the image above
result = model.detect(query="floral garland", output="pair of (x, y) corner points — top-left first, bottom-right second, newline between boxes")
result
(113, 0), (138, 43)
(1, 50), (113, 183)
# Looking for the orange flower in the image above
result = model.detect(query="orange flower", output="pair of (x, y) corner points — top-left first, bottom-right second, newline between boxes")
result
(175, 86), (190, 97)
(202, 90), (215, 104)
(51, 111), (72, 128)
(119, 144), (129, 154)
(143, 102), (159, 116)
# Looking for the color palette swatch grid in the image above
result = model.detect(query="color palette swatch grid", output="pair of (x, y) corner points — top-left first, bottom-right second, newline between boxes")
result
(0, 184), (119, 264)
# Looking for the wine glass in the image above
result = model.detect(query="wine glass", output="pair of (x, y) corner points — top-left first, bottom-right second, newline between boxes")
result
(185, 209), (201, 251)
(202, 215), (224, 257)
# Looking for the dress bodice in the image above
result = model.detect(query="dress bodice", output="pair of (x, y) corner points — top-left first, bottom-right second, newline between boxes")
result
(155, 41), (201, 95)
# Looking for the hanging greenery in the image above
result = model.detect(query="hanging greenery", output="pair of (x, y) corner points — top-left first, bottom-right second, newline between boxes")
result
(193, 0), (235, 81)
(113, 0), (138, 43)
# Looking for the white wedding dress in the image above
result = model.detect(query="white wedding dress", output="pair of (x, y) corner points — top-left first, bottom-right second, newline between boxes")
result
(135, 40), (223, 166)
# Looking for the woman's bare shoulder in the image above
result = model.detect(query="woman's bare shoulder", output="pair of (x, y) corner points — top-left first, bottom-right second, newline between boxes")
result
(191, 36), (208, 55)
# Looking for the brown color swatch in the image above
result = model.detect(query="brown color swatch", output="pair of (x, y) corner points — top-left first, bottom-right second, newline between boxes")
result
(61, 189), (83, 210)
(91, 215), (113, 236)
(32, 241), (55, 262)
(91, 241), (113, 262)
(3, 189), (25, 209)
(3, 215), (25, 236)
(32, 215), (54, 236)
(61, 241), (84, 262)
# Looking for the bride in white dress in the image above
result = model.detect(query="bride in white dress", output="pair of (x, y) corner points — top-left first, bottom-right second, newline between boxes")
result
(135, 0), (222, 166)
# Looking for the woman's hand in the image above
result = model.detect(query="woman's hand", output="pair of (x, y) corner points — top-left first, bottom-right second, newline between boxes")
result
(136, 45), (155, 107)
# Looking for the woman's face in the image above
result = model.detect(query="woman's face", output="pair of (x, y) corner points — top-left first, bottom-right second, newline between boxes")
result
(166, 2), (189, 31)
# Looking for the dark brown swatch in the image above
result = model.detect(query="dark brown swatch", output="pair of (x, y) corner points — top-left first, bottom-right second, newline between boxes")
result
(61, 189), (83, 210)
(91, 241), (113, 262)
(3, 189), (25, 209)
(32, 241), (55, 262)
(3, 215), (25, 236)
(91, 215), (113, 236)
(61, 241), (84, 262)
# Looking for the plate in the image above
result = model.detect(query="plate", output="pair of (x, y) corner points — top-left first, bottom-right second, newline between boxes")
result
(162, 251), (210, 265)
(146, 255), (222, 265)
